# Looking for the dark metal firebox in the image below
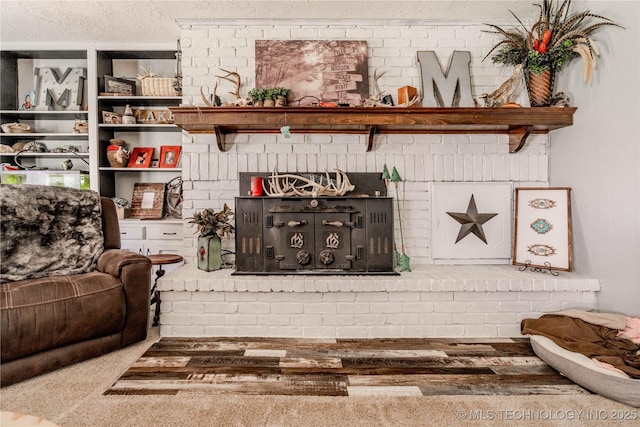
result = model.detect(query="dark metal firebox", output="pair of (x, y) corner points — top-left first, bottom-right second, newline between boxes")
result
(234, 173), (397, 275)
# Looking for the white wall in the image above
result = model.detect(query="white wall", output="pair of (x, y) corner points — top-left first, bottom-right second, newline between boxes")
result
(551, 1), (640, 316)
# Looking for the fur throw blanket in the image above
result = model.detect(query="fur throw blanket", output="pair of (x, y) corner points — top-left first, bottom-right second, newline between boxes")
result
(0, 184), (104, 283)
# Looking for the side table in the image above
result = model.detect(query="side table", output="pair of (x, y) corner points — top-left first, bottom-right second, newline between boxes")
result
(148, 254), (183, 327)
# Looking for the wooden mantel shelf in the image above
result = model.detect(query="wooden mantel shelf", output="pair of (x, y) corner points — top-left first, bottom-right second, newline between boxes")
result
(169, 106), (576, 153)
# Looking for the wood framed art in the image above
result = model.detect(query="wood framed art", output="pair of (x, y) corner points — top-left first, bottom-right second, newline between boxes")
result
(513, 187), (572, 271)
(130, 183), (166, 219)
(127, 147), (154, 168)
(159, 146), (181, 168)
(104, 76), (136, 95)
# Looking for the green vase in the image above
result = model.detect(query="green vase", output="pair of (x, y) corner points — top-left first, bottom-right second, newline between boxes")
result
(197, 235), (222, 271)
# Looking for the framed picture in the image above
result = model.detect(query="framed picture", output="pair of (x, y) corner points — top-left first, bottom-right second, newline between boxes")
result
(102, 111), (122, 124)
(130, 183), (166, 219)
(104, 76), (136, 95)
(513, 187), (572, 271)
(430, 182), (513, 264)
(159, 146), (181, 168)
(128, 147), (154, 168)
(255, 40), (369, 106)
(19, 90), (36, 110)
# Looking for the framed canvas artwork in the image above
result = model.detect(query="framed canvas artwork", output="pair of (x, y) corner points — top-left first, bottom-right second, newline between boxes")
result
(513, 187), (572, 271)
(255, 40), (369, 106)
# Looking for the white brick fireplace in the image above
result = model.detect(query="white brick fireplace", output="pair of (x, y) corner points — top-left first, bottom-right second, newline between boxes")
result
(157, 20), (599, 337)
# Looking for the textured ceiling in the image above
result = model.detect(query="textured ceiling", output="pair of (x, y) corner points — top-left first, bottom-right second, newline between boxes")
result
(0, 1), (531, 45)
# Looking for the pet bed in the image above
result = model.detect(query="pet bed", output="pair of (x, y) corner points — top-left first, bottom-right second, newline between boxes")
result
(522, 310), (640, 407)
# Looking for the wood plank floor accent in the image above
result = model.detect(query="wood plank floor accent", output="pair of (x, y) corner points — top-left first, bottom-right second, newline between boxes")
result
(105, 337), (591, 397)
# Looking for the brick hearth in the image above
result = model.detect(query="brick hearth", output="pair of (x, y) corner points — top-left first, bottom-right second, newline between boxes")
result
(157, 265), (599, 338)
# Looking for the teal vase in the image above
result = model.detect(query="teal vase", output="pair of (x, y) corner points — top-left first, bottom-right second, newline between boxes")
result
(197, 235), (221, 271)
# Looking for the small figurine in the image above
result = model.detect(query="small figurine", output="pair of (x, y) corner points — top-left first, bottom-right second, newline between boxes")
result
(480, 64), (523, 108)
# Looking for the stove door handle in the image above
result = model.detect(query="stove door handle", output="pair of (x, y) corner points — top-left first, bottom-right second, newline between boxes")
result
(287, 220), (307, 227)
(322, 220), (344, 227)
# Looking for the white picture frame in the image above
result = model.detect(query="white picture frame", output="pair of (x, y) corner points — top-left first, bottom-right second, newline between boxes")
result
(430, 182), (513, 263)
(513, 187), (572, 271)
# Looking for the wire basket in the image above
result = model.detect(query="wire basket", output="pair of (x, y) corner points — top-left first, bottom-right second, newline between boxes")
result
(138, 67), (179, 97)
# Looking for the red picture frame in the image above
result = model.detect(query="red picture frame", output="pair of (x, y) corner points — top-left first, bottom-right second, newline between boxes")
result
(159, 146), (181, 168)
(127, 147), (154, 168)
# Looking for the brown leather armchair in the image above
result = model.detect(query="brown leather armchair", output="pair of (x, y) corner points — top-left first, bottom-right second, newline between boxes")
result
(1, 186), (151, 386)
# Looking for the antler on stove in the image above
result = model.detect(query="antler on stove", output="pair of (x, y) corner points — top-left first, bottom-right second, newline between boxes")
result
(263, 169), (355, 197)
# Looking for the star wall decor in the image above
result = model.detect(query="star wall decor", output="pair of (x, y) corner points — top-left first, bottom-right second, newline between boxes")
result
(446, 194), (498, 244)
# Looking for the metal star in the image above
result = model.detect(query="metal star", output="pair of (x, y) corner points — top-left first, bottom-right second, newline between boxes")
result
(446, 194), (498, 244)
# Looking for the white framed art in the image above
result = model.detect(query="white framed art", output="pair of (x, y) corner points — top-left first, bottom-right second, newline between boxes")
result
(430, 182), (513, 263)
(513, 187), (572, 271)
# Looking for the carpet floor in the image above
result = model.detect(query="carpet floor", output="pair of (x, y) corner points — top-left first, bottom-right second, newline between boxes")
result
(106, 337), (590, 397)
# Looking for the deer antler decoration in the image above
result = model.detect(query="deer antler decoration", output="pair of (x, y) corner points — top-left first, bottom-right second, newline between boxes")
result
(216, 68), (241, 98)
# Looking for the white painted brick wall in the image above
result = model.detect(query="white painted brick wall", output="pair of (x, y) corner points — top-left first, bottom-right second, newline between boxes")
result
(158, 264), (599, 338)
(159, 22), (595, 339)
(176, 22), (550, 266)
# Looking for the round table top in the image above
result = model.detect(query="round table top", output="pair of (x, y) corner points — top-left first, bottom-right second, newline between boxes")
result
(147, 254), (184, 266)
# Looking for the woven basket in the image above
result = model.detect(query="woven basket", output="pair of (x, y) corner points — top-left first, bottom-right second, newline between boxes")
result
(138, 67), (179, 97)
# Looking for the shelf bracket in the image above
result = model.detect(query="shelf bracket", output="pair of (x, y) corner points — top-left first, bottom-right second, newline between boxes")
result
(213, 126), (227, 152)
(366, 125), (377, 152)
(508, 125), (533, 153)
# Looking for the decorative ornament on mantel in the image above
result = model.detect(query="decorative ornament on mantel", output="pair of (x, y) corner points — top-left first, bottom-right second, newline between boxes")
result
(484, 0), (624, 106)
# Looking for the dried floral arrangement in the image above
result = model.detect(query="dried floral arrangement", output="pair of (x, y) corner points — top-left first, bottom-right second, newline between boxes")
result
(484, 0), (623, 82)
(188, 204), (235, 239)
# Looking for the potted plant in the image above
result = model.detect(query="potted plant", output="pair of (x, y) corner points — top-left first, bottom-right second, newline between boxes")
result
(188, 204), (235, 271)
(264, 88), (278, 107)
(248, 88), (267, 107)
(273, 87), (290, 107)
(484, 0), (623, 106)
(112, 197), (131, 220)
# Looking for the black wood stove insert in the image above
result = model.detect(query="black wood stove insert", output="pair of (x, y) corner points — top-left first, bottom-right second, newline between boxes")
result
(234, 173), (397, 275)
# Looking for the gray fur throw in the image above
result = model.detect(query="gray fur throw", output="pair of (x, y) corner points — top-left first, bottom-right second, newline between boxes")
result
(0, 184), (104, 283)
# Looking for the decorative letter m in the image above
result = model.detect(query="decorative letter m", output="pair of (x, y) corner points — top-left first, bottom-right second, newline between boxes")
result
(417, 51), (474, 107)
(35, 67), (86, 111)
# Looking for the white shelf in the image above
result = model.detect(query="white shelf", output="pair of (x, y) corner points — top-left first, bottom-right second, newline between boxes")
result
(0, 133), (88, 138)
(99, 167), (181, 171)
(97, 96), (182, 101)
(98, 124), (178, 130)
(0, 152), (89, 157)
(1, 110), (89, 118)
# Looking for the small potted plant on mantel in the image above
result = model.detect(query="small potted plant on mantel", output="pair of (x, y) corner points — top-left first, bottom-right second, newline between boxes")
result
(188, 204), (235, 271)
(484, 0), (623, 106)
(273, 87), (290, 107)
(248, 88), (267, 107)
(264, 88), (278, 107)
